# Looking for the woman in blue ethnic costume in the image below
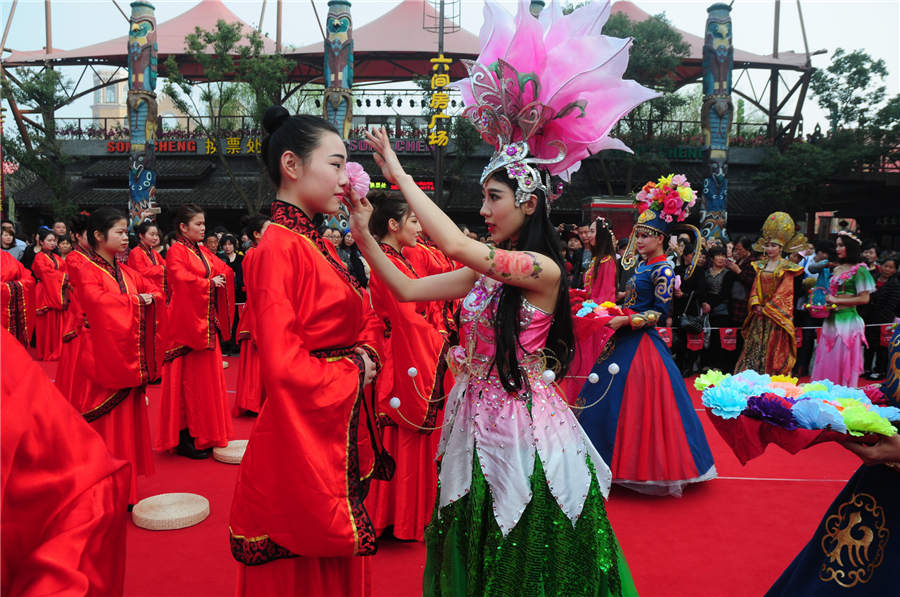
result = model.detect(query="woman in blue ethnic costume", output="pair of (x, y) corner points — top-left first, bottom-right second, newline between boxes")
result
(766, 324), (900, 596)
(345, 2), (659, 593)
(577, 175), (716, 496)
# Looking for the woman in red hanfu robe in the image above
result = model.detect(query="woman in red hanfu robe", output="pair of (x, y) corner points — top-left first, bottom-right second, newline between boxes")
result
(363, 192), (452, 542)
(233, 215), (270, 417)
(67, 209), (163, 504)
(2, 328), (130, 597)
(404, 236), (460, 337)
(127, 221), (167, 298)
(32, 228), (68, 360)
(229, 109), (389, 597)
(56, 213), (93, 401)
(157, 204), (234, 459)
(1, 250), (35, 346)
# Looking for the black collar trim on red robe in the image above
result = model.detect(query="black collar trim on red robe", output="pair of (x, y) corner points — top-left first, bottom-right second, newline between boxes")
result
(379, 242), (418, 277)
(270, 200), (363, 294)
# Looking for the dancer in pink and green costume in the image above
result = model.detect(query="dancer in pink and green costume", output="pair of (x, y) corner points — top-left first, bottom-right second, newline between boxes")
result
(811, 230), (876, 386)
(346, 2), (657, 593)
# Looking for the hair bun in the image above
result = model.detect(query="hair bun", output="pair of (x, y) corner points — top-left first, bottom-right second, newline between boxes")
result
(263, 105), (290, 134)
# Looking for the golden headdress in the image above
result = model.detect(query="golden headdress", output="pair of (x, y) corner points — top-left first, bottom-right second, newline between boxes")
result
(752, 212), (810, 254)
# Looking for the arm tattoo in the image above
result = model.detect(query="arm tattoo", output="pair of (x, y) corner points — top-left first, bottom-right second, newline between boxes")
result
(485, 246), (543, 280)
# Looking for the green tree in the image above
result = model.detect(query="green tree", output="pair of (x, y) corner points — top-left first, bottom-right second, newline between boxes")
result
(811, 48), (888, 131)
(1, 69), (75, 218)
(754, 129), (884, 218)
(596, 10), (691, 193)
(163, 20), (295, 214)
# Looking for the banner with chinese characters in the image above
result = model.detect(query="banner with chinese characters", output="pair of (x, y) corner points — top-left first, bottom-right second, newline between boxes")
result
(428, 54), (452, 146)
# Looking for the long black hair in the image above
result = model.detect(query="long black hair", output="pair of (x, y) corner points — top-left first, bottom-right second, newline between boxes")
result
(836, 233), (862, 264)
(589, 217), (615, 261)
(488, 174), (575, 393)
(261, 105), (340, 187)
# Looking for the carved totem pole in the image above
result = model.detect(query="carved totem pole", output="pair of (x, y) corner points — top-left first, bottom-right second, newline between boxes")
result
(323, 0), (354, 139)
(700, 3), (733, 241)
(126, 1), (160, 229)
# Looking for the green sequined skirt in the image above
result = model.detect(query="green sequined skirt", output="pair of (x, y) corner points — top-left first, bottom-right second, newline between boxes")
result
(423, 453), (638, 597)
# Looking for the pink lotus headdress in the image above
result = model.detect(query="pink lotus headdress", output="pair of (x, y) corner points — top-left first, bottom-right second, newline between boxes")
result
(456, 0), (660, 207)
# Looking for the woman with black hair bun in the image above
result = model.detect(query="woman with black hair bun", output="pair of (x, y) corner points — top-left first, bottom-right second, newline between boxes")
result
(66, 207), (163, 504)
(32, 228), (68, 360)
(55, 212), (93, 401)
(229, 106), (388, 596)
(156, 204), (235, 459)
(362, 190), (453, 543)
(811, 230), (875, 386)
(232, 215), (269, 417)
(128, 220), (167, 299)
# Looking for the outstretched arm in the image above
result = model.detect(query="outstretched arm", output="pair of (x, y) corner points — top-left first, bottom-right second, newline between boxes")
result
(363, 127), (561, 294)
(346, 188), (478, 303)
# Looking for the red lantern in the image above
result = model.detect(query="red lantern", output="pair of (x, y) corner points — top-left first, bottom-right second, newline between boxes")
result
(657, 326), (672, 347)
(881, 324), (895, 347)
(720, 327), (738, 351)
(794, 327), (803, 348)
(687, 331), (705, 351)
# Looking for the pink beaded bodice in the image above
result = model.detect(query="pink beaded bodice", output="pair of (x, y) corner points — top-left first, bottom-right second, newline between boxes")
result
(449, 275), (553, 379)
(438, 275), (611, 536)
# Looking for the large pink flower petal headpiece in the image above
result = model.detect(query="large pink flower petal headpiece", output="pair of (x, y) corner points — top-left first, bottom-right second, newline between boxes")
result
(455, 0), (660, 207)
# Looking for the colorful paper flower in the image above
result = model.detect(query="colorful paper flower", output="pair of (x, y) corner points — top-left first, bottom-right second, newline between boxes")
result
(701, 383), (747, 419)
(771, 374), (799, 384)
(745, 394), (797, 429)
(670, 173), (687, 187)
(346, 162), (371, 199)
(694, 369), (731, 391)
(792, 398), (848, 433)
(837, 399), (898, 437)
(769, 381), (803, 398)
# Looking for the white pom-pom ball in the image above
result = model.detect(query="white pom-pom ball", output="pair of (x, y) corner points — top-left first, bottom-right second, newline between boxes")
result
(607, 363), (620, 375)
(541, 369), (556, 384)
(407, 367), (418, 378)
(588, 372), (600, 384)
(389, 397), (402, 409)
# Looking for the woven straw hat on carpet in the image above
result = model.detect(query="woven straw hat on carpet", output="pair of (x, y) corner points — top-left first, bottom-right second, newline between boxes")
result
(213, 439), (248, 464)
(132, 493), (210, 530)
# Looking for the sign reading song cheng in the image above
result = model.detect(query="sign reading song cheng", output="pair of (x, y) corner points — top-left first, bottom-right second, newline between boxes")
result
(104, 137), (434, 156)
(347, 138), (430, 154)
(107, 140), (198, 153)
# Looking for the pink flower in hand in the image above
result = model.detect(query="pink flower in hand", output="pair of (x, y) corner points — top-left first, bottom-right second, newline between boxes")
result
(346, 162), (371, 199)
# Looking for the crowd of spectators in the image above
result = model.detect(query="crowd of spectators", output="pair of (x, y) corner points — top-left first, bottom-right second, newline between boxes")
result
(4, 213), (899, 379)
(554, 221), (900, 381)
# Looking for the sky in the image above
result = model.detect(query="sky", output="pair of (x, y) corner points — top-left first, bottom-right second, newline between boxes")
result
(2, 0), (898, 129)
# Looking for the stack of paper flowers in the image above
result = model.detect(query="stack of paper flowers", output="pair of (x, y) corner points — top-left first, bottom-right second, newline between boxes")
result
(696, 370), (900, 464)
(569, 289), (625, 340)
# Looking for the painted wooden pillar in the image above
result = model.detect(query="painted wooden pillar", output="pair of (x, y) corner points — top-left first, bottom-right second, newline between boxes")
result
(323, 0), (354, 139)
(700, 3), (733, 241)
(126, 0), (160, 228)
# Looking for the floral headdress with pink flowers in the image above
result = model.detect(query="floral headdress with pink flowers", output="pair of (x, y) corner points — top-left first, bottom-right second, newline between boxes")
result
(634, 173), (697, 226)
(455, 0), (659, 208)
(622, 173), (703, 277)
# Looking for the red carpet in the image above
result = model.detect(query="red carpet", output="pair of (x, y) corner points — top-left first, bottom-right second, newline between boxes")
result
(37, 358), (862, 596)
